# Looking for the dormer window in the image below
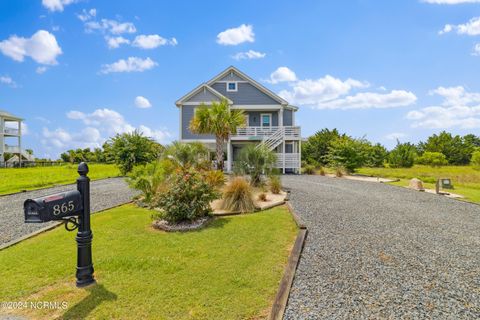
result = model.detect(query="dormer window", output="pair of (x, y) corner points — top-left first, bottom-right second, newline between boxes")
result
(226, 82), (237, 92)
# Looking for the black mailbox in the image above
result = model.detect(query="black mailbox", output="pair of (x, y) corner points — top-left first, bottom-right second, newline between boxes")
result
(24, 190), (83, 223)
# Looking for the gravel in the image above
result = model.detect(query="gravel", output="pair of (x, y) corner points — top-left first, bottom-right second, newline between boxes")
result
(282, 175), (480, 319)
(0, 177), (137, 246)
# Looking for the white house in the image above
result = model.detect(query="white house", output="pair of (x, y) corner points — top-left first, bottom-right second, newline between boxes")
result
(0, 110), (32, 165)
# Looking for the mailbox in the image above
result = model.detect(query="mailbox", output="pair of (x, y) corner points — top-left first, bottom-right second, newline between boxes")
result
(24, 190), (83, 223)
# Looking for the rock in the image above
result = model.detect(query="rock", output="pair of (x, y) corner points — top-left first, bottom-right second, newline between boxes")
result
(152, 216), (212, 232)
(409, 178), (425, 191)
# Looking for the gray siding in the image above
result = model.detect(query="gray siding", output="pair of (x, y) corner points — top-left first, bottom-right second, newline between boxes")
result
(246, 111), (278, 126)
(218, 73), (244, 82)
(283, 109), (293, 126)
(211, 82), (279, 105)
(181, 106), (215, 140)
(185, 88), (220, 103)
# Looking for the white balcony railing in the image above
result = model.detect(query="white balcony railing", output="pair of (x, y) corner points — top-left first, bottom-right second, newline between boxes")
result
(4, 145), (20, 153)
(232, 126), (300, 138)
(3, 128), (19, 135)
(275, 153), (301, 169)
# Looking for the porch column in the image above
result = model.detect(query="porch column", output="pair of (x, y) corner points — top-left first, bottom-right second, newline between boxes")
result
(279, 106), (284, 127)
(0, 118), (4, 163)
(282, 142), (285, 174)
(18, 120), (22, 166)
(298, 139), (302, 174)
(226, 140), (232, 173)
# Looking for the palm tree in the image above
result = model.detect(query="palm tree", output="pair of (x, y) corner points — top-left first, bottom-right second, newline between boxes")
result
(189, 99), (245, 171)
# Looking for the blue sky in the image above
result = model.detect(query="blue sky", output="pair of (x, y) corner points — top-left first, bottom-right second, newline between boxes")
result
(1, 0), (480, 158)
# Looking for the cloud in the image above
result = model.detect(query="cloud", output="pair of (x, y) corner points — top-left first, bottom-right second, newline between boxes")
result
(217, 24), (254, 45)
(232, 50), (266, 60)
(42, 0), (76, 12)
(0, 30), (62, 65)
(84, 19), (136, 35)
(100, 57), (157, 74)
(268, 67), (297, 84)
(278, 74), (369, 105)
(36, 66), (48, 74)
(77, 8), (96, 22)
(0, 75), (17, 87)
(132, 34), (177, 49)
(473, 43), (480, 55)
(406, 86), (480, 129)
(312, 90), (417, 110)
(105, 36), (130, 49)
(134, 96), (152, 108)
(439, 17), (480, 35)
(422, 0), (480, 3)
(386, 132), (407, 140)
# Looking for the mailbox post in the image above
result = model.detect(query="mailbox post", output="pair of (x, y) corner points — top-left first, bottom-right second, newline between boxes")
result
(23, 162), (95, 288)
(75, 162), (95, 287)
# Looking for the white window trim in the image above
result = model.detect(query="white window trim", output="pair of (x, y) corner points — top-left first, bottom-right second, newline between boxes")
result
(226, 82), (238, 92)
(261, 113), (272, 127)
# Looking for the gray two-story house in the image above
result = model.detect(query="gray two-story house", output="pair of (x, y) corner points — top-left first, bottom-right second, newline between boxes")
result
(175, 66), (301, 173)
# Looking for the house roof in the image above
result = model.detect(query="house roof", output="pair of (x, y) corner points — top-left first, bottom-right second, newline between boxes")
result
(175, 83), (232, 106)
(0, 110), (22, 120)
(175, 66), (291, 107)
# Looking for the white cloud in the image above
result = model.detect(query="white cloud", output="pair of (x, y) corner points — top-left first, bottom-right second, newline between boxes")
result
(42, 127), (73, 148)
(134, 96), (152, 108)
(217, 24), (254, 45)
(422, 0), (480, 3)
(105, 36), (130, 49)
(138, 125), (170, 141)
(407, 86), (480, 129)
(473, 43), (480, 55)
(232, 50), (266, 60)
(36, 66), (48, 74)
(313, 90), (417, 110)
(439, 17), (480, 35)
(42, 0), (76, 12)
(85, 19), (136, 35)
(386, 132), (407, 140)
(278, 74), (369, 105)
(0, 30), (62, 65)
(0, 75), (17, 87)
(132, 34), (177, 49)
(77, 8), (97, 22)
(268, 67), (297, 84)
(100, 57), (157, 74)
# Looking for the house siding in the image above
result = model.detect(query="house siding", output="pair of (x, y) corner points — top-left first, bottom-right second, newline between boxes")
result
(217, 73), (244, 82)
(181, 105), (215, 140)
(211, 82), (279, 105)
(283, 109), (293, 126)
(185, 88), (220, 103)
(246, 111), (278, 126)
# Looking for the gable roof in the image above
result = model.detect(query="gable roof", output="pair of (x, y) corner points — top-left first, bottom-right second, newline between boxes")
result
(175, 83), (232, 106)
(0, 110), (22, 120)
(206, 66), (289, 105)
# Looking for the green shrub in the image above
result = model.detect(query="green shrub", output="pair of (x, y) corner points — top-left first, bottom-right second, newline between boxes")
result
(162, 141), (210, 170)
(326, 136), (369, 173)
(221, 177), (255, 213)
(269, 175), (282, 194)
(235, 145), (276, 187)
(302, 164), (315, 175)
(388, 141), (417, 168)
(471, 150), (480, 169)
(205, 170), (226, 189)
(154, 168), (219, 223)
(127, 160), (171, 205)
(318, 167), (326, 176)
(335, 166), (345, 177)
(415, 152), (448, 167)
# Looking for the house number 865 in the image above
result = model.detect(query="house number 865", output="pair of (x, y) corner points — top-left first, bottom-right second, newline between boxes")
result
(53, 201), (75, 215)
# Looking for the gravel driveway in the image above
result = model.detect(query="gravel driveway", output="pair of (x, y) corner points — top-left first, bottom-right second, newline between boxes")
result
(282, 175), (480, 319)
(0, 177), (137, 246)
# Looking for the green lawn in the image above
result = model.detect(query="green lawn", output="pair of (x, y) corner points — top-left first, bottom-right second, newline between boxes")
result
(357, 165), (480, 203)
(0, 204), (297, 320)
(0, 164), (120, 195)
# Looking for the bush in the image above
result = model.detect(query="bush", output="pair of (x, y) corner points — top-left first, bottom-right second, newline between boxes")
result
(335, 166), (345, 177)
(163, 141), (210, 170)
(258, 193), (267, 202)
(388, 141), (417, 168)
(154, 168), (219, 223)
(415, 152), (448, 167)
(205, 170), (226, 188)
(318, 167), (326, 176)
(471, 150), (480, 169)
(302, 164), (315, 175)
(221, 177), (255, 213)
(269, 175), (282, 194)
(235, 145), (276, 186)
(127, 160), (171, 205)
(326, 136), (369, 173)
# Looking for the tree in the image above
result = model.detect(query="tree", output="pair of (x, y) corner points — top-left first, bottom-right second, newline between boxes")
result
(464, 134), (480, 148)
(471, 150), (480, 169)
(326, 136), (369, 172)
(388, 141), (417, 168)
(107, 130), (163, 175)
(189, 99), (245, 170)
(364, 143), (388, 167)
(418, 131), (473, 165)
(415, 152), (448, 167)
(162, 141), (210, 169)
(302, 128), (344, 166)
(235, 144), (276, 186)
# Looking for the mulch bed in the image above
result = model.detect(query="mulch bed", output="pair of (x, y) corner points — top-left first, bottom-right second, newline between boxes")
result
(152, 216), (212, 232)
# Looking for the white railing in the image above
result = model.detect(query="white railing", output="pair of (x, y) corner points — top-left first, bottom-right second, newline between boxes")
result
(4, 128), (19, 135)
(258, 127), (284, 151)
(275, 153), (301, 169)
(4, 145), (20, 153)
(232, 126), (300, 138)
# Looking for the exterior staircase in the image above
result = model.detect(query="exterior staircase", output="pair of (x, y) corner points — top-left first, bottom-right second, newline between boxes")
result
(256, 127), (284, 151)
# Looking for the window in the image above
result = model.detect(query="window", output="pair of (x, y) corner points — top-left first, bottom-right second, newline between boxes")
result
(261, 114), (271, 127)
(226, 82), (237, 92)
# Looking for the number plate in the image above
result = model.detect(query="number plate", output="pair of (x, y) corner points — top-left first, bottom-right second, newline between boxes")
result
(24, 190), (83, 223)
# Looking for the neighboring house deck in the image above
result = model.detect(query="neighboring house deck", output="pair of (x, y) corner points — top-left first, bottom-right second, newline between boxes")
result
(176, 66), (301, 173)
(0, 110), (32, 166)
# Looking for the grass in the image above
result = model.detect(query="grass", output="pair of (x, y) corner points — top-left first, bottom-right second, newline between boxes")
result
(357, 165), (480, 203)
(0, 164), (121, 195)
(0, 204), (297, 320)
